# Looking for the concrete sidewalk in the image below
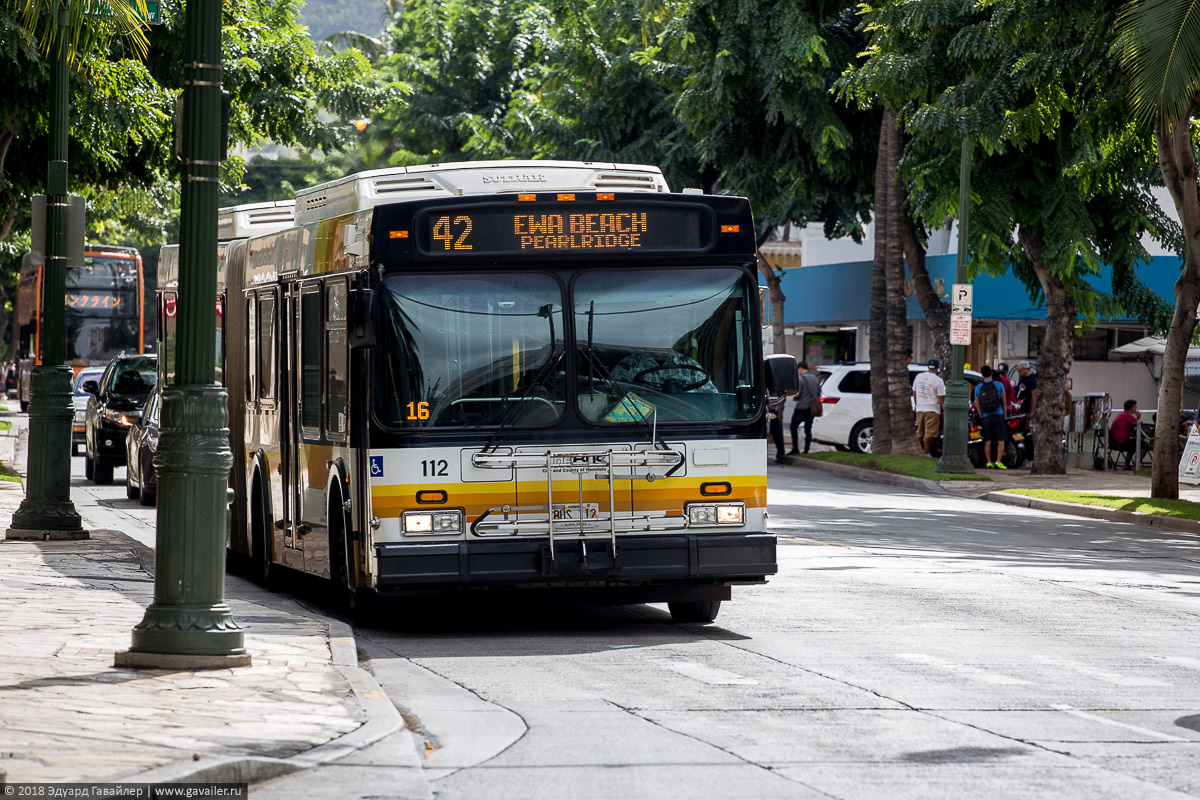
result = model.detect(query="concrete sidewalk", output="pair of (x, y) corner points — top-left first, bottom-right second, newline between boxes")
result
(0, 477), (425, 791)
(937, 464), (1200, 501)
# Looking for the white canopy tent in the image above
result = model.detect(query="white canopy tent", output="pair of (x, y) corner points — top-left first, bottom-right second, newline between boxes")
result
(1111, 336), (1200, 359)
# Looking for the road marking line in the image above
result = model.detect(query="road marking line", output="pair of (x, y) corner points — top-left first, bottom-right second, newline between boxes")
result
(1036, 656), (1171, 687)
(1051, 704), (1189, 742)
(1150, 656), (1200, 671)
(658, 660), (758, 685)
(894, 653), (1032, 685)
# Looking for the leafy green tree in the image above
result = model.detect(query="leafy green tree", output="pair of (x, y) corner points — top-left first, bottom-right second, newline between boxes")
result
(844, 0), (1166, 472)
(1117, 0), (1200, 498)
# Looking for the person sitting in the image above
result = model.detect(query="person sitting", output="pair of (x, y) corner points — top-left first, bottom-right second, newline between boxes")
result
(1109, 399), (1141, 465)
(609, 316), (716, 394)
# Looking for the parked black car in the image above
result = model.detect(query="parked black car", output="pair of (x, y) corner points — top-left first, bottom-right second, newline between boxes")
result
(83, 353), (157, 485)
(124, 389), (160, 506)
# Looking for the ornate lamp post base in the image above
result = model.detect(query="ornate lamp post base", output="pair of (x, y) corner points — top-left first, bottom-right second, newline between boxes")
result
(935, 379), (975, 474)
(116, 601), (250, 669)
(10, 365), (85, 537)
(116, 386), (248, 670)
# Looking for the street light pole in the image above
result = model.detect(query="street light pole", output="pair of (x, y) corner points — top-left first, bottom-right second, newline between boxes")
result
(8, 4), (85, 541)
(936, 137), (975, 475)
(117, 0), (247, 668)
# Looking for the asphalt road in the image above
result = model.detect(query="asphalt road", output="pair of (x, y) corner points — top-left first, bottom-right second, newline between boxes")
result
(62, 450), (1200, 798)
(354, 463), (1200, 800)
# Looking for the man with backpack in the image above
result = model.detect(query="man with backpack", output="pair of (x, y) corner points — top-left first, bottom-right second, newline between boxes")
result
(973, 365), (1008, 469)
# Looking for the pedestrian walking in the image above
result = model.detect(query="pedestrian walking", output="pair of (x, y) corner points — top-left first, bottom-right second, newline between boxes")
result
(911, 359), (945, 456)
(973, 365), (1007, 469)
(788, 362), (821, 455)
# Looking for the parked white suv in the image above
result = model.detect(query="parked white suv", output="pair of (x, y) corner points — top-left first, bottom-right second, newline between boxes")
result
(813, 362), (982, 453)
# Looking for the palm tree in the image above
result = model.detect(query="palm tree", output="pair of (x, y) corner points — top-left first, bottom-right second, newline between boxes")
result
(13, 0), (150, 62)
(1116, 0), (1200, 499)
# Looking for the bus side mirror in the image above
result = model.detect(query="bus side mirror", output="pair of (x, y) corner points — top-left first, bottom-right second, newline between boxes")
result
(349, 287), (378, 349)
(764, 354), (799, 395)
(82, 379), (100, 396)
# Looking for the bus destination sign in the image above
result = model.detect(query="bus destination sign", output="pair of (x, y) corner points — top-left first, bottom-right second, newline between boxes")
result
(419, 205), (707, 255)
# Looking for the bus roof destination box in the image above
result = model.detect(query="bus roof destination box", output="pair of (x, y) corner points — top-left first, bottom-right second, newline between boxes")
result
(293, 161), (670, 225)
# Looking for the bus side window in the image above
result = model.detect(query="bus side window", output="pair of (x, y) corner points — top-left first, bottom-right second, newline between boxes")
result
(258, 294), (275, 402)
(246, 295), (257, 403)
(325, 280), (347, 438)
(300, 287), (322, 435)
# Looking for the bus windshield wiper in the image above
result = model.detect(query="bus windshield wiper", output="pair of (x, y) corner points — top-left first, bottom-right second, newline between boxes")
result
(580, 302), (678, 474)
(480, 305), (562, 455)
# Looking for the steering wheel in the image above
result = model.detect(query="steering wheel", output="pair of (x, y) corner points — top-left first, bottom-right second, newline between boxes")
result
(632, 364), (711, 393)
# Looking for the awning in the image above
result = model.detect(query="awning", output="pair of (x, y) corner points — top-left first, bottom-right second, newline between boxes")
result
(759, 242), (803, 270)
(1111, 336), (1200, 358)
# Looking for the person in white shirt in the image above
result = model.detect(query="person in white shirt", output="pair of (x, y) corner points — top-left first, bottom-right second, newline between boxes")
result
(911, 359), (946, 456)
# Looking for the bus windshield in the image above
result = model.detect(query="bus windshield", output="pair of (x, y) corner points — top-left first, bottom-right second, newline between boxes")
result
(376, 273), (566, 428)
(66, 256), (141, 363)
(575, 268), (757, 423)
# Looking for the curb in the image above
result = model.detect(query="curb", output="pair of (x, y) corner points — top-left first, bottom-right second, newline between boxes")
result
(983, 491), (1200, 535)
(96, 528), (420, 789)
(787, 456), (951, 495)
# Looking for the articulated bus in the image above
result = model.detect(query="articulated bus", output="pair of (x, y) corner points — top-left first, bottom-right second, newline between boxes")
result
(157, 200), (296, 539)
(228, 161), (796, 622)
(15, 245), (146, 410)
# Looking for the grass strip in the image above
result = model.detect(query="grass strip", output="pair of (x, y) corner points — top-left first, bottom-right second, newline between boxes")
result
(1002, 488), (1200, 521)
(0, 420), (12, 431)
(800, 451), (990, 482)
(0, 461), (21, 483)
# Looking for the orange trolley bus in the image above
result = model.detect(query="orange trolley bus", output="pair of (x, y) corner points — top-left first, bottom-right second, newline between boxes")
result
(14, 245), (146, 411)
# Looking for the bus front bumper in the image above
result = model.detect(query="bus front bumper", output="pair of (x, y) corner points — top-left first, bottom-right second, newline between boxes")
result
(373, 533), (776, 595)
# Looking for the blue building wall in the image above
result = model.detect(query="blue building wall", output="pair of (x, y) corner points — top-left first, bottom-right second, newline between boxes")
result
(778, 253), (1184, 325)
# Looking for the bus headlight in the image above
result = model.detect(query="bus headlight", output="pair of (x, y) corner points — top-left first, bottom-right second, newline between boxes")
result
(403, 510), (463, 533)
(686, 502), (745, 526)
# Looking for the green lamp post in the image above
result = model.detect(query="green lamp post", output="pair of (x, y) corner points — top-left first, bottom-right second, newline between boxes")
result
(936, 138), (975, 475)
(116, 0), (248, 668)
(7, 5), (85, 541)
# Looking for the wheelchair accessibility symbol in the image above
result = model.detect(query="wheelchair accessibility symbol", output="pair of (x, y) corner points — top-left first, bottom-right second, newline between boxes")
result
(369, 456), (384, 478)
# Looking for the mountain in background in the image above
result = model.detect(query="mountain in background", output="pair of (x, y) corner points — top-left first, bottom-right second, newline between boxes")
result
(300, 0), (388, 42)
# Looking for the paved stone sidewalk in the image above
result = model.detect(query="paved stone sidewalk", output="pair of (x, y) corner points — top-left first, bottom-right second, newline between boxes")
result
(0, 480), (366, 783)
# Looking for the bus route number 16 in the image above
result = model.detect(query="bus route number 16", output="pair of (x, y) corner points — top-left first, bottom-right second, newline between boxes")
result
(407, 401), (430, 420)
(432, 215), (473, 251)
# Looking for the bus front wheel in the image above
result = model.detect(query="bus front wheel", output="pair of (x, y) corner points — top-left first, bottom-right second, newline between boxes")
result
(330, 492), (376, 625)
(668, 600), (721, 624)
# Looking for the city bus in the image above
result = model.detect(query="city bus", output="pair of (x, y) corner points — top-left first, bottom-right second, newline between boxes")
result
(156, 200), (295, 533)
(231, 161), (796, 622)
(15, 245), (146, 411)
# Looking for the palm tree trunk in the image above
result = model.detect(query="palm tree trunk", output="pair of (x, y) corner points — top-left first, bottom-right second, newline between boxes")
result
(869, 119), (892, 455)
(1019, 230), (1073, 475)
(1151, 111), (1200, 499)
(897, 202), (952, 369)
(884, 110), (920, 455)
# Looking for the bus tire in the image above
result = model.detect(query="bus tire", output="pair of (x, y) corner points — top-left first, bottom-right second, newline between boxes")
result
(668, 600), (721, 624)
(94, 459), (114, 486)
(251, 479), (278, 590)
(330, 491), (376, 625)
(84, 453), (94, 481)
(125, 467), (138, 499)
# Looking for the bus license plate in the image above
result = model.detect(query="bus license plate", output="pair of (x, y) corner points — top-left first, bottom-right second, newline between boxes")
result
(552, 502), (602, 531)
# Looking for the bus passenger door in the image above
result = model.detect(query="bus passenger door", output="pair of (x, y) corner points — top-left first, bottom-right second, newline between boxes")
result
(278, 286), (303, 568)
